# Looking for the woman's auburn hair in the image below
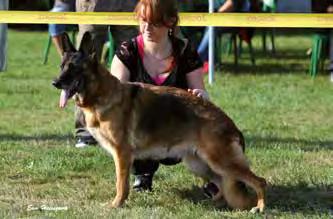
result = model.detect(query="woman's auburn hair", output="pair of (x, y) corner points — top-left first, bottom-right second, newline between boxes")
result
(134, 0), (179, 30)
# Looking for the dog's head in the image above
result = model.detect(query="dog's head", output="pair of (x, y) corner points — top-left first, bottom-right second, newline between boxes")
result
(52, 32), (97, 108)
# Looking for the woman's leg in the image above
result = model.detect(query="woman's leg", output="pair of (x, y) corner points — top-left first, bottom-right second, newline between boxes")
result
(197, 28), (210, 62)
(48, 2), (74, 57)
(0, 0), (8, 72)
(132, 158), (182, 191)
(329, 30), (333, 81)
(329, 30), (333, 71)
(74, 106), (97, 148)
(132, 159), (160, 191)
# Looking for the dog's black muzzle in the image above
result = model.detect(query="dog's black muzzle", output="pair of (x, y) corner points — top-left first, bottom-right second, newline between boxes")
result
(52, 79), (62, 89)
(52, 76), (84, 100)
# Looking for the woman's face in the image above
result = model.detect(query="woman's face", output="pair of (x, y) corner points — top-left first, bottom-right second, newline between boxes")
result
(138, 6), (170, 43)
(139, 19), (169, 43)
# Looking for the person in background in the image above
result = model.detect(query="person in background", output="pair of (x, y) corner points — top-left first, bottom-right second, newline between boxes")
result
(197, 0), (250, 73)
(312, 0), (333, 81)
(0, 0), (9, 72)
(74, 0), (139, 148)
(327, 2), (333, 81)
(110, 0), (216, 197)
(48, 0), (76, 57)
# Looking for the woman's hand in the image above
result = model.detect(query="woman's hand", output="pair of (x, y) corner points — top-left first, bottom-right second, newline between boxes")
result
(187, 89), (209, 100)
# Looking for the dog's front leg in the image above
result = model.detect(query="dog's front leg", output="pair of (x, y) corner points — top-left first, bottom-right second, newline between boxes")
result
(110, 147), (133, 208)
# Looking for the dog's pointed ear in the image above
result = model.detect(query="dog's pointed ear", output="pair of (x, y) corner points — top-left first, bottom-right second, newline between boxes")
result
(61, 32), (76, 53)
(79, 32), (96, 57)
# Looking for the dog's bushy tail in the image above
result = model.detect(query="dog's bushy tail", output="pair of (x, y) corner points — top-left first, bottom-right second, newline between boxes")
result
(222, 177), (255, 210)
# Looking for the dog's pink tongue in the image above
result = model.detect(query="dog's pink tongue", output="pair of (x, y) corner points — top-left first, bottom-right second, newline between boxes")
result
(59, 90), (69, 108)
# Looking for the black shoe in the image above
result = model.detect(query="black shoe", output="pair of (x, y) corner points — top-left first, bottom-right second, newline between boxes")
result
(159, 157), (181, 166)
(202, 182), (219, 198)
(133, 174), (153, 192)
(75, 136), (97, 148)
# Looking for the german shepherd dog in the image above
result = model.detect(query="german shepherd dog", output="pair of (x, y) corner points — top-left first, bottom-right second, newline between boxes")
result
(52, 32), (266, 213)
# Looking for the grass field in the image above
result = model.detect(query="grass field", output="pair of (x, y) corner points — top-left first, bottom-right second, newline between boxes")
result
(0, 30), (332, 218)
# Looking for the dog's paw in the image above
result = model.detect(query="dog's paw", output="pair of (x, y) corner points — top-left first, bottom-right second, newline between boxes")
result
(100, 199), (124, 208)
(250, 206), (259, 214)
(250, 206), (264, 214)
(110, 198), (124, 208)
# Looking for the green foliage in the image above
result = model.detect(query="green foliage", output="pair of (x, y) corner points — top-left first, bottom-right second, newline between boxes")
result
(0, 30), (332, 218)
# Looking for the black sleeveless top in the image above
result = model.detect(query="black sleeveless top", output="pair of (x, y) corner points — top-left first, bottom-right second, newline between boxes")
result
(115, 35), (203, 89)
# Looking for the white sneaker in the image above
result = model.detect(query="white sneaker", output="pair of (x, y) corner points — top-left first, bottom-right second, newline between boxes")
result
(75, 140), (89, 148)
(75, 136), (97, 148)
(75, 138), (90, 148)
(330, 72), (333, 82)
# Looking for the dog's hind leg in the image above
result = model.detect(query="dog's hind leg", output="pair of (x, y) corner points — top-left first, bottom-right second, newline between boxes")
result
(109, 146), (133, 208)
(223, 165), (266, 213)
(183, 154), (220, 183)
(183, 154), (223, 200)
(199, 141), (266, 212)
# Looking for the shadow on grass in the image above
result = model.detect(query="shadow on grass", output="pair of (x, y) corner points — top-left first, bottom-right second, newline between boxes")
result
(219, 49), (308, 60)
(172, 185), (230, 211)
(266, 184), (333, 213)
(1, 133), (331, 151)
(217, 62), (308, 75)
(0, 133), (72, 142)
(215, 48), (315, 75)
(174, 184), (332, 214)
(247, 135), (333, 151)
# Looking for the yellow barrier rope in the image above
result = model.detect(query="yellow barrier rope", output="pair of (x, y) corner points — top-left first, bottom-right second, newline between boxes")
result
(0, 11), (333, 28)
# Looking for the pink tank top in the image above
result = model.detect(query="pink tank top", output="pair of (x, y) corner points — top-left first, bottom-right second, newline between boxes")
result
(136, 35), (174, 85)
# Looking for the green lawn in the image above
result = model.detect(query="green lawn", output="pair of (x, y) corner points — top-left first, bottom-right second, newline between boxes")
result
(0, 30), (332, 218)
